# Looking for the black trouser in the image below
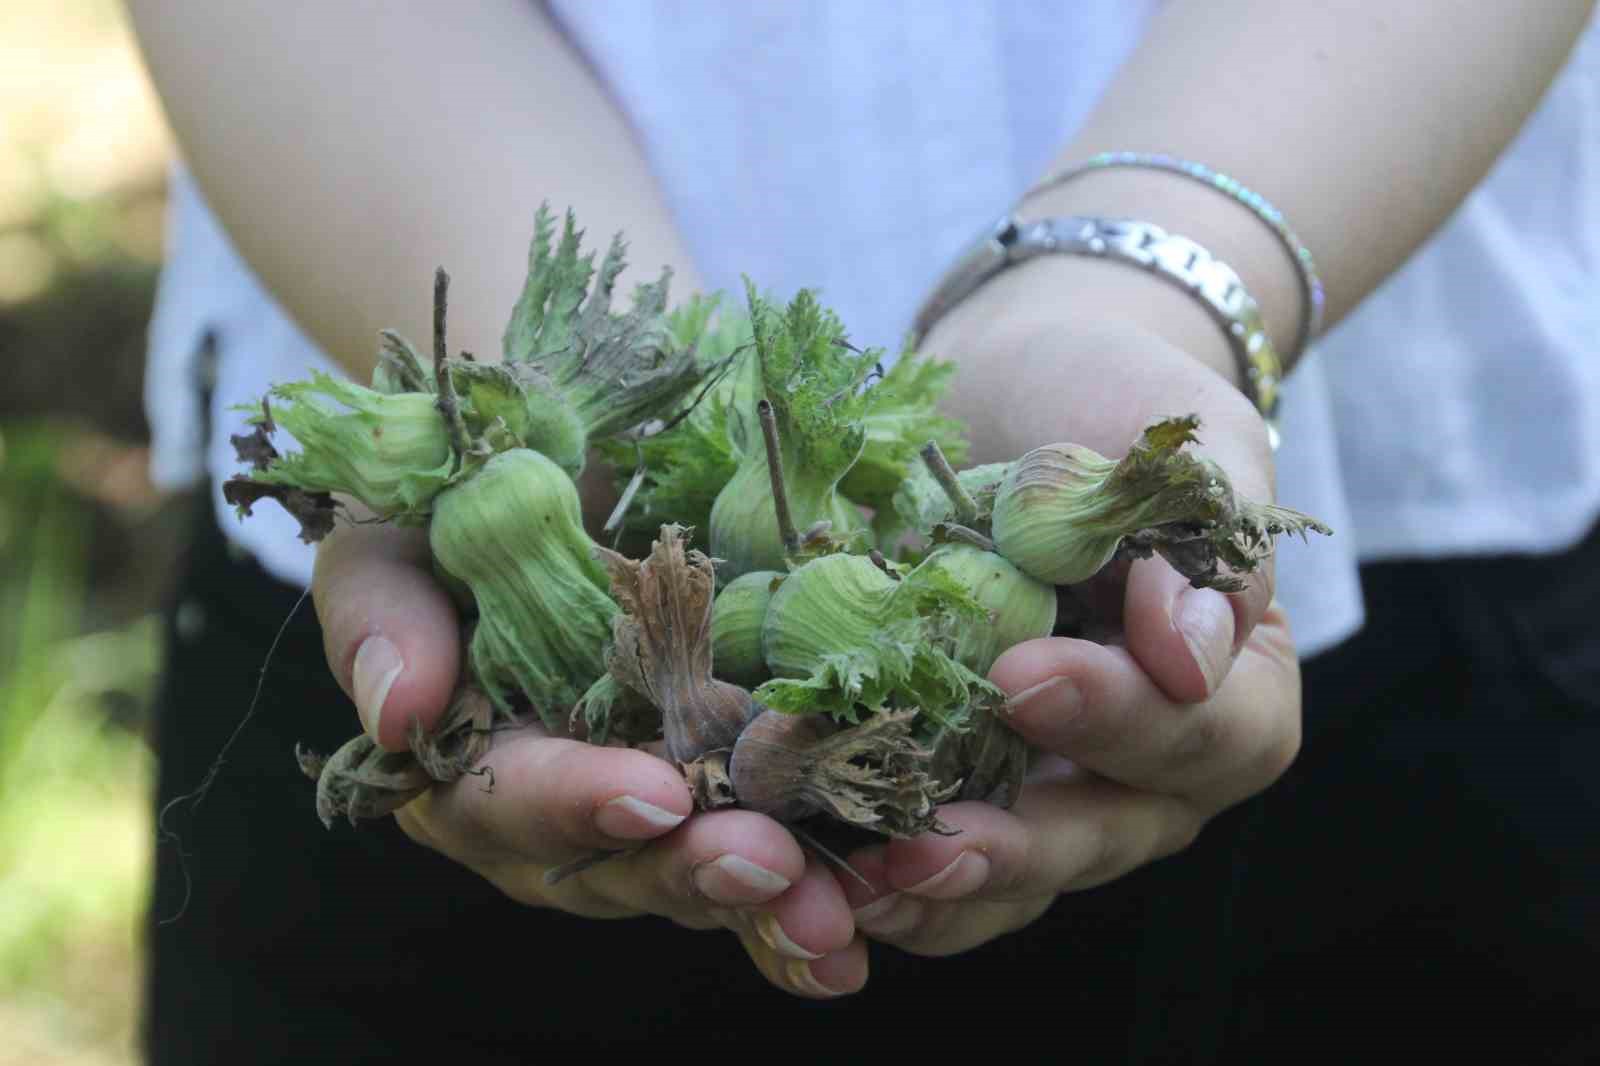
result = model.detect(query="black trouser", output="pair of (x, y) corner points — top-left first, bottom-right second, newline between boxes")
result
(143, 503), (1600, 1062)
(1224, 528), (1600, 1062)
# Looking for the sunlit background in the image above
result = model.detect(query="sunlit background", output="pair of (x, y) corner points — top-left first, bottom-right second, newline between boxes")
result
(0, 1), (179, 1062)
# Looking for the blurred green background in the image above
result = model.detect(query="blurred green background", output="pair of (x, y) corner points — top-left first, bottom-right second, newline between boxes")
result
(0, 1), (183, 1062)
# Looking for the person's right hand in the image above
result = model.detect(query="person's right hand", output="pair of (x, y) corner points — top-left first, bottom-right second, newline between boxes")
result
(310, 517), (868, 999)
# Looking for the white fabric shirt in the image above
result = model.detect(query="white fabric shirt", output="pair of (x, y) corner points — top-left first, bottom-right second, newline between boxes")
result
(144, 2), (1600, 659)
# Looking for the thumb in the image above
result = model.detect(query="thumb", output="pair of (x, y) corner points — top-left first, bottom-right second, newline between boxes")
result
(311, 519), (462, 751)
(1122, 554), (1275, 705)
(1122, 415), (1278, 705)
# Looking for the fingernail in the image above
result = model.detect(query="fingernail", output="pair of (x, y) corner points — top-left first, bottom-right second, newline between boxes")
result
(784, 959), (845, 998)
(854, 893), (924, 937)
(352, 635), (403, 744)
(905, 851), (990, 900)
(692, 854), (792, 905)
(594, 795), (687, 840)
(1176, 587), (1233, 695)
(1005, 675), (1081, 718)
(754, 912), (821, 960)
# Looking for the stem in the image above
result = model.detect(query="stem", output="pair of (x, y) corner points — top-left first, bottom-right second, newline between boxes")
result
(868, 548), (901, 580)
(790, 825), (872, 890)
(921, 440), (978, 526)
(941, 523), (997, 553)
(433, 267), (449, 366)
(542, 847), (636, 886)
(604, 459), (648, 547)
(432, 267), (472, 458)
(758, 398), (800, 556)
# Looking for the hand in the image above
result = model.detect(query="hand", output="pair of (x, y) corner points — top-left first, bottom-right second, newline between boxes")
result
(310, 518), (868, 998)
(836, 273), (1303, 954)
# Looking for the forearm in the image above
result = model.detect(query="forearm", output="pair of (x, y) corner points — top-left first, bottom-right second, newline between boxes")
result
(127, 1), (700, 380)
(933, 0), (1593, 448)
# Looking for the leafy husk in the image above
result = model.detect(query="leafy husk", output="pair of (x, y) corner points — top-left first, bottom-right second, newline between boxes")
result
(595, 524), (756, 763)
(993, 415), (1331, 590)
(429, 449), (617, 728)
(227, 375), (456, 527)
(707, 286), (873, 576)
(729, 708), (960, 836)
(296, 682), (503, 828)
(755, 552), (1004, 731)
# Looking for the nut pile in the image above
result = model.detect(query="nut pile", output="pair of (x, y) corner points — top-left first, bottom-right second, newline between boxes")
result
(227, 206), (1330, 848)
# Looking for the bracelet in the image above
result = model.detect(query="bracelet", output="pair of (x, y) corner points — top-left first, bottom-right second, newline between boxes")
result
(1026, 152), (1324, 370)
(910, 214), (1285, 449)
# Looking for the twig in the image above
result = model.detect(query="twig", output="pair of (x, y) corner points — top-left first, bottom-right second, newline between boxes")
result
(868, 548), (901, 580)
(920, 440), (978, 526)
(937, 522), (997, 553)
(791, 825), (872, 891)
(542, 846), (639, 886)
(758, 398), (800, 556)
(604, 456), (649, 548)
(651, 344), (747, 437)
(432, 268), (472, 458)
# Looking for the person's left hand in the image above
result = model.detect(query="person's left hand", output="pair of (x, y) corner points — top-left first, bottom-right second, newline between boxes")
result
(836, 588), (1301, 955)
(833, 270), (1305, 955)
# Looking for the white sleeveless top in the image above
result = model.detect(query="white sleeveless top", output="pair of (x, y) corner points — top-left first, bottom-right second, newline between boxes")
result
(144, 2), (1600, 659)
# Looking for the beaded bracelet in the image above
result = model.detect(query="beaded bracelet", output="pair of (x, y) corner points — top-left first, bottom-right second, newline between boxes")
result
(1024, 152), (1325, 371)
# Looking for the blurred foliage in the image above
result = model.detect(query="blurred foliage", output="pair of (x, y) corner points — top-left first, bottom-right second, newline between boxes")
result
(0, 1), (181, 1063)
(0, 425), (162, 1065)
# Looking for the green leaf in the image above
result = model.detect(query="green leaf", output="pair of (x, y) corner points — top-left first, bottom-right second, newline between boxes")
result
(502, 205), (595, 366)
(838, 347), (969, 512)
(596, 303), (757, 542)
(744, 281), (872, 488)
(502, 205), (708, 442)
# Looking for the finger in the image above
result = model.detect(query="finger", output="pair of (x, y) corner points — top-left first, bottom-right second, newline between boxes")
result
(312, 519), (460, 750)
(581, 838), (865, 998)
(397, 728), (692, 872)
(836, 844), (1055, 957)
(586, 807), (807, 917)
(991, 612), (1301, 804)
(701, 853), (860, 988)
(721, 916), (870, 1000)
(881, 769), (1198, 906)
(745, 852), (858, 962)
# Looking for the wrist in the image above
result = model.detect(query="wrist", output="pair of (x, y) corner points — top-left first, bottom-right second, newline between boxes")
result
(926, 269), (1274, 493)
(918, 251), (1243, 391)
(913, 157), (1319, 432)
(1015, 164), (1308, 370)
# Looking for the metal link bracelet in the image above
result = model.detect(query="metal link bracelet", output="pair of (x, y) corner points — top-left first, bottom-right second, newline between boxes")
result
(910, 214), (1285, 449)
(1027, 152), (1325, 370)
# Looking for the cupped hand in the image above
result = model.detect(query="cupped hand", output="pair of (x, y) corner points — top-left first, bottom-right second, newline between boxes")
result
(839, 279), (1303, 954)
(310, 517), (867, 998)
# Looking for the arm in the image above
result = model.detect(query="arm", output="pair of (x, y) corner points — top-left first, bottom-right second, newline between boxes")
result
(957, 0), (1595, 409)
(127, 0), (703, 379)
(127, 0), (862, 999)
(838, 0), (1595, 955)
